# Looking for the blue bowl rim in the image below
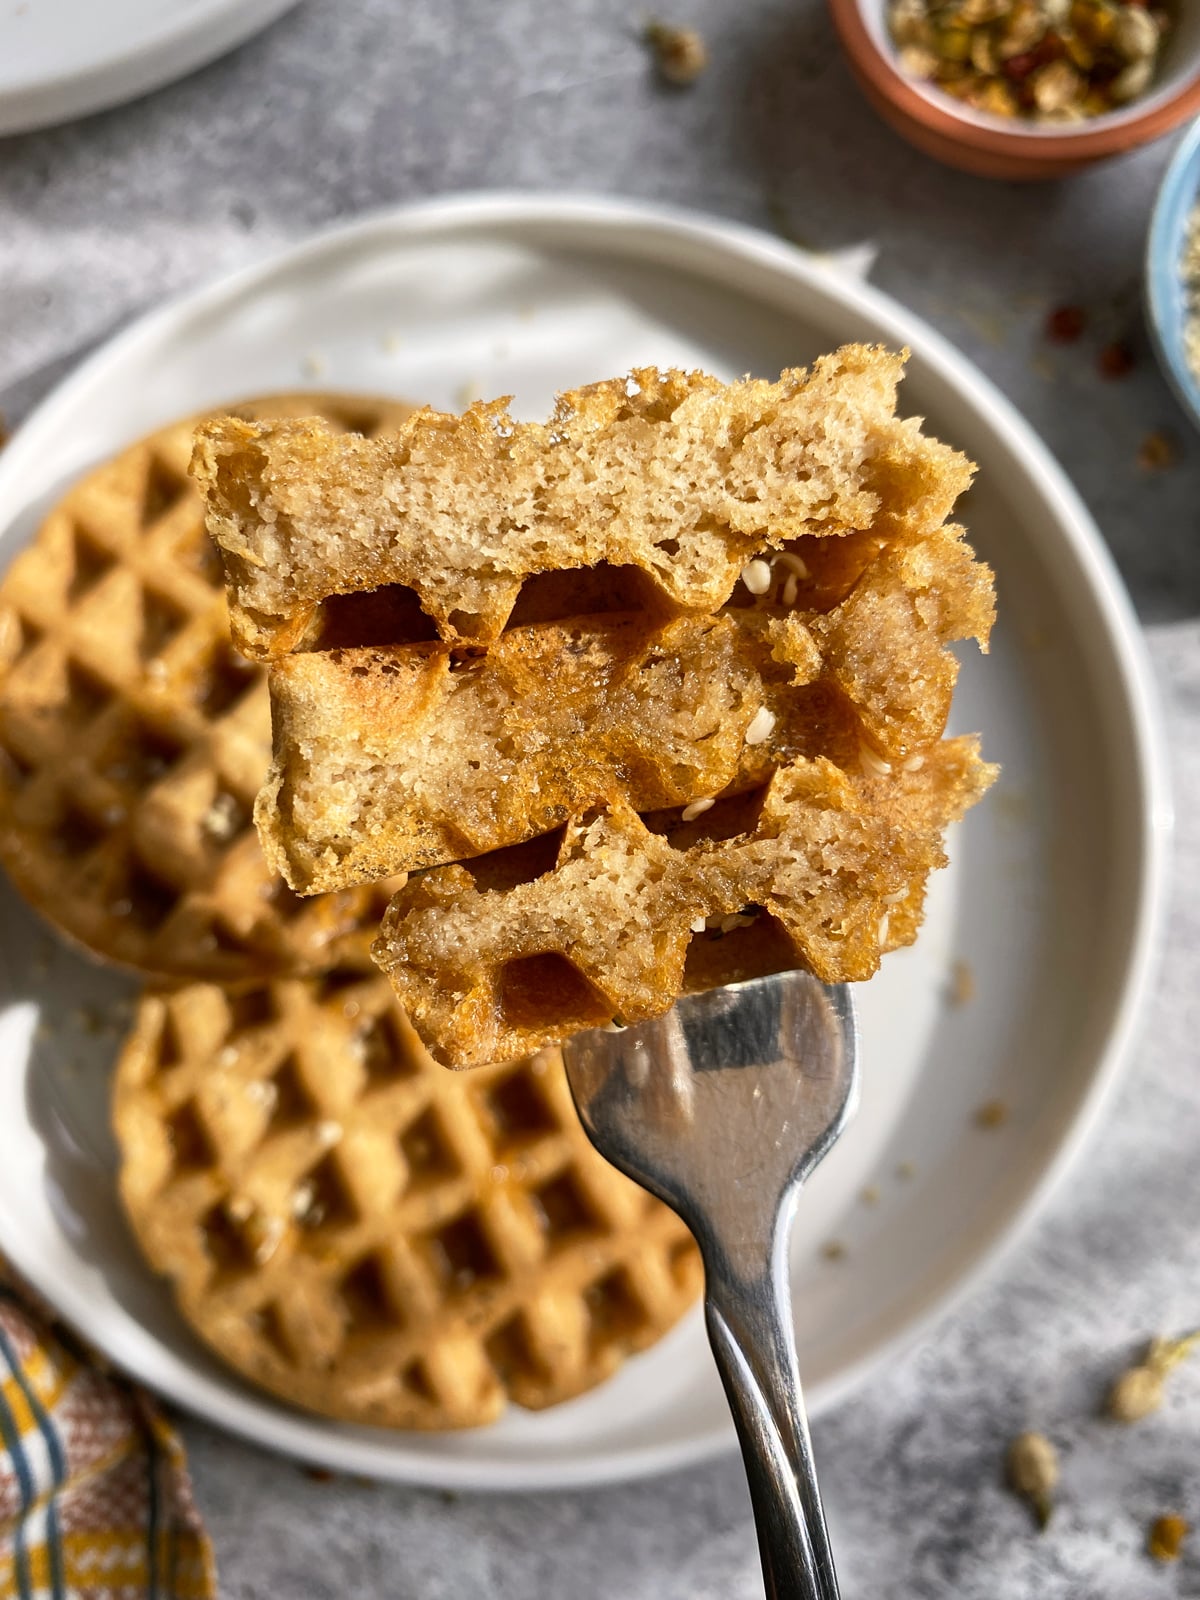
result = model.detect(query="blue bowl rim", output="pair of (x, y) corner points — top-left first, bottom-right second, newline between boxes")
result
(1147, 114), (1200, 433)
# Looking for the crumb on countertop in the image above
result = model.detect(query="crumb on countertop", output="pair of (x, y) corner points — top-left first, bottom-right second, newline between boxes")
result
(1137, 431), (1176, 471)
(1148, 1514), (1188, 1563)
(820, 1240), (847, 1263)
(1005, 1430), (1057, 1530)
(1107, 1331), (1200, 1422)
(644, 20), (708, 85)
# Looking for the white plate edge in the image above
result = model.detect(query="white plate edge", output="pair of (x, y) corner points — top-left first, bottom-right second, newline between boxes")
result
(0, 0), (302, 137)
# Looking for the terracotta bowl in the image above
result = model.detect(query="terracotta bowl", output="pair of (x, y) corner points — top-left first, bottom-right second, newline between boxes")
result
(827, 0), (1200, 179)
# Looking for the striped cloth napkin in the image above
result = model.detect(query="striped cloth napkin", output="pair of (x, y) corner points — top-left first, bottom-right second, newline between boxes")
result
(0, 1280), (215, 1600)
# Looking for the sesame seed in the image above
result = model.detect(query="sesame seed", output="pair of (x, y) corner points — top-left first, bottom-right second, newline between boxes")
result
(745, 707), (776, 745)
(878, 914), (890, 946)
(690, 915), (707, 933)
(720, 912), (757, 933)
(902, 754), (925, 772)
(741, 558), (772, 595)
(253, 1217), (285, 1262)
(773, 551), (809, 578)
(681, 796), (715, 822)
(882, 887), (909, 905)
(781, 573), (799, 607)
(858, 739), (893, 778)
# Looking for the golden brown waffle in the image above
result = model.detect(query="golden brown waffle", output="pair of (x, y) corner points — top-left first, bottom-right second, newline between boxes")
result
(193, 346), (972, 659)
(374, 738), (996, 1068)
(113, 972), (702, 1429)
(258, 523), (994, 892)
(0, 395), (411, 980)
(193, 351), (995, 1065)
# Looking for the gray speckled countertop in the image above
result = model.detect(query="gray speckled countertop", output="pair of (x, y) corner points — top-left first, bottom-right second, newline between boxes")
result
(2, 4), (1199, 1595)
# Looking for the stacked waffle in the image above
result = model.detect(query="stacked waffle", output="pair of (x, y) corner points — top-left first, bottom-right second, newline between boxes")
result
(194, 346), (997, 1070)
(0, 396), (701, 1430)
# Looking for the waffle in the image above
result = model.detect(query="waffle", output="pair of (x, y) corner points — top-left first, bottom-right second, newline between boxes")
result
(0, 395), (411, 980)
(113, 972), (702, 1429)
(193, 345), (973, 659)
(375, 737), (997, 1068)
(258, 523), (994, 891)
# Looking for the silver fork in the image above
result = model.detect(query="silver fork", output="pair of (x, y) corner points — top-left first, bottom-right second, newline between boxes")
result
(562, 971), (858, 1600)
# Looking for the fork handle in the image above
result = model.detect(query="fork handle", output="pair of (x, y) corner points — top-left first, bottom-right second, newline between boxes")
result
(704, 1241), (840, 1600)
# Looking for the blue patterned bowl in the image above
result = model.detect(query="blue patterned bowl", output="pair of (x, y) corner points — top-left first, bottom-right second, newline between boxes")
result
(1147, 116), (1200, 433)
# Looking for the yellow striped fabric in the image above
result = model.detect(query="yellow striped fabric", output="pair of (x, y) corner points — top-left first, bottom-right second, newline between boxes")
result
(0, 1280), (215, 1600)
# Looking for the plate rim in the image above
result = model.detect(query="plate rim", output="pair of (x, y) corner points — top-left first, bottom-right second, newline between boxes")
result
(0, 191), (1173, 1491)
(0, 0), (302, 137)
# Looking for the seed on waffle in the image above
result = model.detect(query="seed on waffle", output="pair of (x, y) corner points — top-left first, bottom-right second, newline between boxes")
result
(192, 345), (972, 660)
(113, 972), (702, 1429)
(374, 739), (997, 1068)
(258, 524), (993, 892)
(0, 394), (412, 980)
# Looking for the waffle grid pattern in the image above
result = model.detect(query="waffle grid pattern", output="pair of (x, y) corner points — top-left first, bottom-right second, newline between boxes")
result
(0, 396), (410, 979)
(114, 971), (702, 1429)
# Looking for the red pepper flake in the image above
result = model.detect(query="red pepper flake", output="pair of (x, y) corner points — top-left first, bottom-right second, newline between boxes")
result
(1098, 341), (1135, 379)
(1002, 50), (1038, 80)
(1045, 305), (1086, 343)
(303, 1465), (336, 1483)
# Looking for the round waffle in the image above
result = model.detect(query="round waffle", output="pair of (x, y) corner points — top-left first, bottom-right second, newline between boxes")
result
(113, 971), (702, 1430)
(0, 395), (412, 980)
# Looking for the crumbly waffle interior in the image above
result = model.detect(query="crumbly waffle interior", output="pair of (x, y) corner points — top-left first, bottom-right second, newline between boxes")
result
(114, 972), (701, 1429)
(0, 395), (411, 979)
(258, 520), (993, 893)
(375, 736), (995, 1068)
(193, 345), (973, 658)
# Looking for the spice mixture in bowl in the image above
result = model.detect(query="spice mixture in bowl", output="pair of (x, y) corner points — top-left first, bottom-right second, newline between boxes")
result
(828, 0), (1200, 175)
(887, 0), (1171, 123)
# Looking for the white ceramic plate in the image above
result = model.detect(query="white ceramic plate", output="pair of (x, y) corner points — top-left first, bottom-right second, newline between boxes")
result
(0, 195), (1170, 1490)
(0, 0), (300, 136)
